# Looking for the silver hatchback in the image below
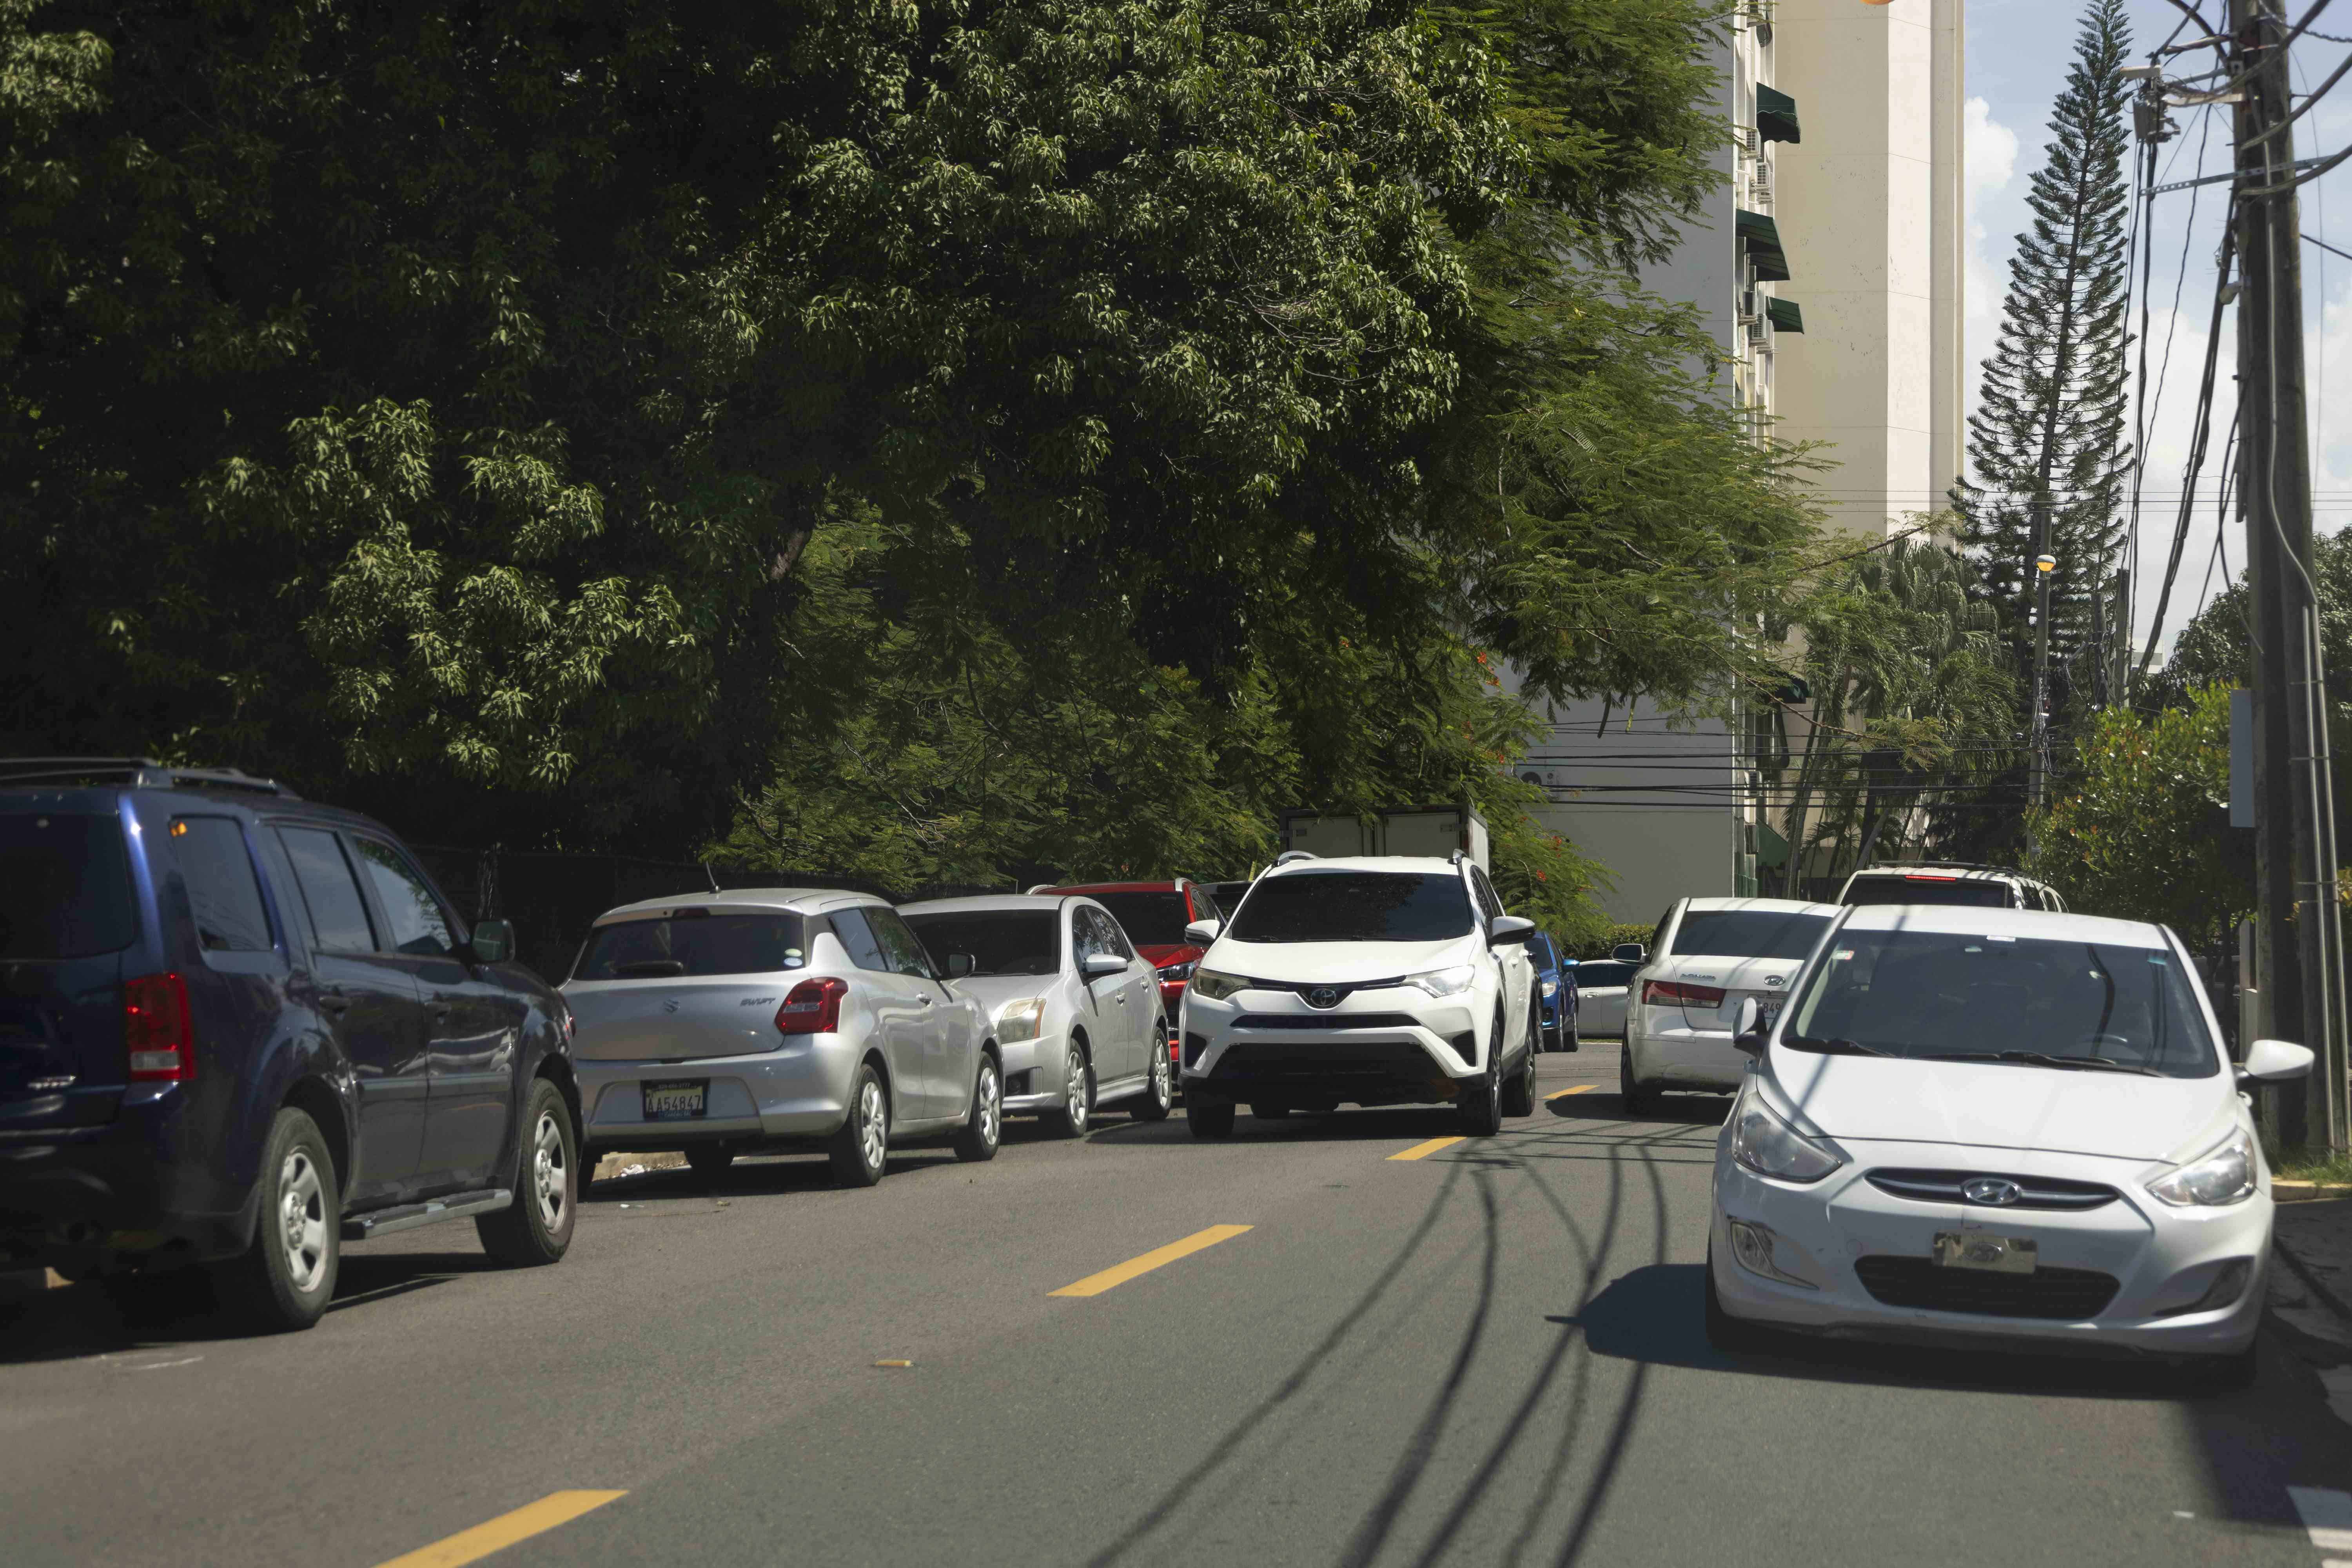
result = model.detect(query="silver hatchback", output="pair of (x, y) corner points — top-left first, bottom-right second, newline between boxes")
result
(564, 889), (1000, 1187)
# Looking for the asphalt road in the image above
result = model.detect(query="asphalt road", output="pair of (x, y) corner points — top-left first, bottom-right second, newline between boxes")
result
(4, 1044), (2351, 1568)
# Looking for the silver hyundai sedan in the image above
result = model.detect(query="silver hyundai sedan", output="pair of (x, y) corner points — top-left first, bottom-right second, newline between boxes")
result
(564, 889), (1000, 1187)
(900, 895), (1171, 1135)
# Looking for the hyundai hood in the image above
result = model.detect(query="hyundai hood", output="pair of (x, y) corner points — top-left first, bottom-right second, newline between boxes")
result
(1768, 1049), (2233, 1161)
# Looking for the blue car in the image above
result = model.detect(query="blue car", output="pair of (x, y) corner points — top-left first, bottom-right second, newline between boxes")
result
(0, 759), (581, 1330)
(1528, 931), (1577, 1053)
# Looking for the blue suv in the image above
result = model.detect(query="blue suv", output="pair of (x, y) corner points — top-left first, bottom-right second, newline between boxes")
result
(0, 760), (582, 1330)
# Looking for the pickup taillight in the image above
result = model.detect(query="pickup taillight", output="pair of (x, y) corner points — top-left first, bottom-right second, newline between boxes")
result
(1643, 979), (1726, 1008)
(125, 973), (196, 1081)
(775, 977), (849, 1035)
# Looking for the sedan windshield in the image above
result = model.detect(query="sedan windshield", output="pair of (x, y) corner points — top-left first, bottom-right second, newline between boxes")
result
(1843, 875), (2012, 909)
(1668, 909), (1830, 959)
(1084, 891), (1193, 947)
(574, 913), (807, 979)
(1782, 927), (2219, 1078)
(1226, 872), (1473, 943)
(903, 911), (1060, 976)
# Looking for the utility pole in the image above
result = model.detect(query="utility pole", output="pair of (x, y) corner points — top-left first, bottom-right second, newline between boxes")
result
(2234, 0), (2348, 1151)
(2030, 549), (2055, 808)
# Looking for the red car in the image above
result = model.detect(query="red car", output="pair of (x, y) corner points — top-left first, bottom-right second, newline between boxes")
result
(1030, 878), (1226, 1077)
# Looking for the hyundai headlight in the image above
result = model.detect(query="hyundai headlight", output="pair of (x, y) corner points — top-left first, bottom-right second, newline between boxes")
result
(1729, 1085), (1843, 1184)
(2148, 1127), (2258, 1207)
(1402, 965), (1477, 999)
(1189, 969), (1251, 1002)
(996, 997), (1045, 1043)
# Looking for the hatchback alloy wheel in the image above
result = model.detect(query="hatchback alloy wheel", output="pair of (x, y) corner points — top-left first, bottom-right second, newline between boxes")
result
(857, 1077), (888, 1170)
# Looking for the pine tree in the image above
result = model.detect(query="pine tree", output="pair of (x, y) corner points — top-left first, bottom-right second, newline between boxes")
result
(1956, 0), (2134, 728)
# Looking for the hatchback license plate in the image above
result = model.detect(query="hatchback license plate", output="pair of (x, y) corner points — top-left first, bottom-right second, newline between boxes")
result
(1932, 1230), (2037, 1274)
(642, 1079), (708, 1120)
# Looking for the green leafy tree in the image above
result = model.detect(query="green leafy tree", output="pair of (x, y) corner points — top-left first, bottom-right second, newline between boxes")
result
(1955, 0), (2134, 725)
(2026, 685), (2253, 951)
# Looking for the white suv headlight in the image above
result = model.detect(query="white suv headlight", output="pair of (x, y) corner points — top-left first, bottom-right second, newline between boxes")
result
(1402, 965), (1477, 999)
(2147, 1128), (2258, 1207)
(996, 998), (1045, 1042)
(1730, 1085), (1844, 1184)
(1190, 969), (1250, 1002)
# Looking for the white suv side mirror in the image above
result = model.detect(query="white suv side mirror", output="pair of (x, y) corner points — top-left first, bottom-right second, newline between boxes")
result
(1184, 919), (1221, 944)
(2239, 1038), (2315, 1082)
(1490, 915), (1535, 945)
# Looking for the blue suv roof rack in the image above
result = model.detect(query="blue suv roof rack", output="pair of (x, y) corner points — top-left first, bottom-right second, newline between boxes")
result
(0, 756), (299, 798)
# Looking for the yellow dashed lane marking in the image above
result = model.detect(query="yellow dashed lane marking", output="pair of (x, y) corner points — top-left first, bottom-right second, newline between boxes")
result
(373, 1491), (626, 1568)
(1050, 1224), (1255, 1297)
(1390, 1136), (1465, 1162)
(1546, 1084), (1598, 1100)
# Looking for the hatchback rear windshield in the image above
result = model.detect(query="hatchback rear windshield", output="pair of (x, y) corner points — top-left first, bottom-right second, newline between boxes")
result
(1227, 873), (1473, 943)
(904, 911), (1060, 976)
(574, 912), (808, 979)
(1844, 875), (2013, 909)
(1783, 928), (2218, 1077)
(1084, 891), (1191, 947)
(1667, 909), (1830, 960)
(0, 812), (138, 959)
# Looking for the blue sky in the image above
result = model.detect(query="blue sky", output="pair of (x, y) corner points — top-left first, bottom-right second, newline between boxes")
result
(1965, 0), (2352, 652)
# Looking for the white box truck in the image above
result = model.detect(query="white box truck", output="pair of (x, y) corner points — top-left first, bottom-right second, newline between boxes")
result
(1277, 805), (1490, 871)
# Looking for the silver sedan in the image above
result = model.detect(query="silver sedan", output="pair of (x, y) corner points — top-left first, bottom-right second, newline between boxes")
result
(900, 895), (1172, 1135)
(563, 889), (1000, 1187)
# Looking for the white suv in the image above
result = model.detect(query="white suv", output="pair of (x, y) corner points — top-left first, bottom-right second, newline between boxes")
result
(1176, 855), (1542, 1137)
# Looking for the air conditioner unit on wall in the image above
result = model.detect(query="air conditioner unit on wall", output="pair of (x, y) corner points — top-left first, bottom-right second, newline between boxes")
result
(1746, 318), (1771, 346)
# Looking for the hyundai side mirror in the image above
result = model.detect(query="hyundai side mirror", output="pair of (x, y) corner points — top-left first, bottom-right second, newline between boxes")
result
(1612, 942), (1646, 963)
(1082, 953), (1127, 978)
(469, 918), (515, 965)
(1183, 919), (1221, 945)
(1732, 996), (1766, 1055)
(1490, 915), (1536, 945)
(2238, 1038), (2315, 1082)
(943, 953), (975, 980)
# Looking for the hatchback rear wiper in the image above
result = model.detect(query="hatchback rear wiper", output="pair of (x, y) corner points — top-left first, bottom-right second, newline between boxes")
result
(1927, 1051), (2163, 1076)
(1786, 1034), (1887, 1056)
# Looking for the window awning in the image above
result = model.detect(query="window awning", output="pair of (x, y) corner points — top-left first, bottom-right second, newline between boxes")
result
(1765, 297), (1804, 333)
(1757, 85), (1801, 145)
(1737, 208), (1789, 282)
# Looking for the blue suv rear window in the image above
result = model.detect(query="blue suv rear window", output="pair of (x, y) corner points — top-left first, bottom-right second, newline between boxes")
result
(0, 812), (138, 958)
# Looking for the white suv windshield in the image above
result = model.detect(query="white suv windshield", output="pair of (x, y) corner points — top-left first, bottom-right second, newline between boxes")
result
(1784, 928), (2219, 1078)
(1226, 872), (1474, 943)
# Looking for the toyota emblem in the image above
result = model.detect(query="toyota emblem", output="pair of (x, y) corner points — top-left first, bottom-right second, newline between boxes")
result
(1306, 987), (1343, 1009)
(1961, 1177), (2022, 1206)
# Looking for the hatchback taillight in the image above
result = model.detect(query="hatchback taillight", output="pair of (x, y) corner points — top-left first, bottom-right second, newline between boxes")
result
(1643, 979), (1725, 1008)
(775, 977), (848, 1034)
(125, 973), (196, 1082)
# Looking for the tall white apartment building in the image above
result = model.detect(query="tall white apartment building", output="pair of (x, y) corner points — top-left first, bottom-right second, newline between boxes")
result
(1515, 0), (1966, 923)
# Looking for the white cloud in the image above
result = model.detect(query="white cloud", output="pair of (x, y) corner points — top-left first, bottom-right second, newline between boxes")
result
(1963, 97), (2024, 431)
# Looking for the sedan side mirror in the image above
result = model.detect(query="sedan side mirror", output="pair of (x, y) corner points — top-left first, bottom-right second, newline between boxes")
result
(469, 918), (515, 965)
(1731, 996), (1766, 1055)
(2239, 1038), (2315, 1082)
(1082, 953), (1127, 978)
(1183, 919), (1221, 945)
(1490, 915), (1536, 945)
(1612, 943), (1646, 963)
(943, 953), (975, 980)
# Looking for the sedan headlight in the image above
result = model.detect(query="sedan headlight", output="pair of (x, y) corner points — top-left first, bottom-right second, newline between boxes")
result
(1729, 1086), (1844, 1184)
(1402, 965), (1477, 999)
(1159, 961), (1197, 983)
(1189, 969), (1251, 1002)
(996, 997), (1045, 1043)
(2147, 1128), (2258, 1207)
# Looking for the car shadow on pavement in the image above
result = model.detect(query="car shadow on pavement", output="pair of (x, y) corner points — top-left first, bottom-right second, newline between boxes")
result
(0, 1250), (495, 1363)
(583, 1147), (979, 1203)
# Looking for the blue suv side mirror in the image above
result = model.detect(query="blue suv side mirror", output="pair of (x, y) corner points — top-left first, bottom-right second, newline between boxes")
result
(470, 918), (515, 965)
